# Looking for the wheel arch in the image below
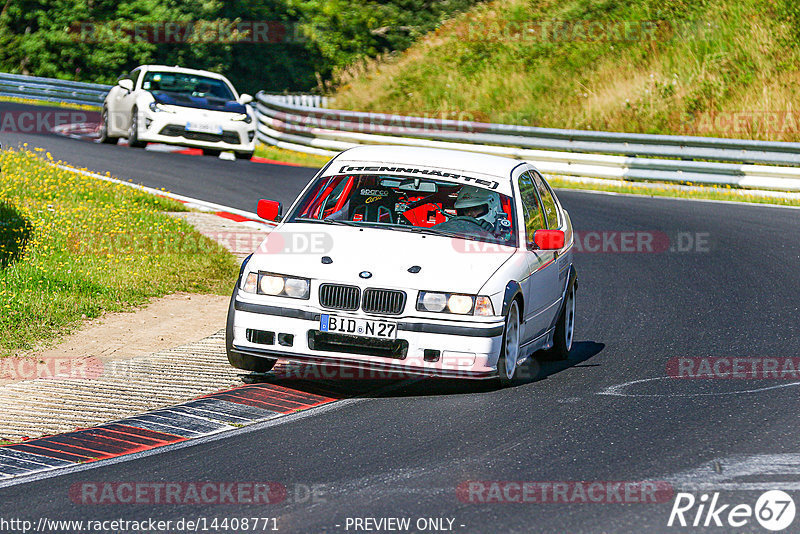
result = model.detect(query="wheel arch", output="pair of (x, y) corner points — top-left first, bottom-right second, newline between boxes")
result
(501, 280), (524, 317)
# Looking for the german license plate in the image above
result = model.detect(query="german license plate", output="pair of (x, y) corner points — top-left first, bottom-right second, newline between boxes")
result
(185, 121), (223, 134)
(320, 314), (397, 339)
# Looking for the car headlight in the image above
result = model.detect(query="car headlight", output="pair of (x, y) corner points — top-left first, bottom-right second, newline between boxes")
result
(231, 113), (252, 124)
(416, 292), (495, 316)
(148, 102), (174, 113)
(241, 271), (310, 299)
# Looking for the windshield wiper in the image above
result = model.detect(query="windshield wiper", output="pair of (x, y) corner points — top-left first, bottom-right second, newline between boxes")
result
(295, 217), (361, 227)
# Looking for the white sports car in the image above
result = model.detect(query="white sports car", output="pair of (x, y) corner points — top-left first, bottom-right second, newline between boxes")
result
(226, 146), (577, 385)
(99, 65), (257, 159)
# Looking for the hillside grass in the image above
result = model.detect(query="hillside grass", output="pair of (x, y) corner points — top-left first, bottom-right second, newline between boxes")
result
(332, 0), (800, 141)
(0, 148), (238, 357)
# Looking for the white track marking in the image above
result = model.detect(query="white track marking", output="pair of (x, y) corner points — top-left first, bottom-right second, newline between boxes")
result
(599, 376), (800, 397)
(666, 454), (800, 491)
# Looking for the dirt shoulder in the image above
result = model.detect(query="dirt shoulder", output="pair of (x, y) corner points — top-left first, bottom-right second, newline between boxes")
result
(0, 292), (230, 387)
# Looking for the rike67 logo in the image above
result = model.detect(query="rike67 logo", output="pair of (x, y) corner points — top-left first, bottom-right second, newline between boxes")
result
(668, 490), (796, 531)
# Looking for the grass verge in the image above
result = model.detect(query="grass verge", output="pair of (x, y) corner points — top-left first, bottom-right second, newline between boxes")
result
(0, 148), (239, 357)
(254, 143), (330, 168)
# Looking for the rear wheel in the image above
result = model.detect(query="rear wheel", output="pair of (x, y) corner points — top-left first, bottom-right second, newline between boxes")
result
(97, 107), (118, 144)
(496, 299), (521, 387)
(128, 108), (146, 148)
(542, 282), (575, 361)
(235, 151), (254, 160)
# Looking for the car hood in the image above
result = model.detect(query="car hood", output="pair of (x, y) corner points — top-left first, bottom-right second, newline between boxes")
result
(246, 223), (517, 295)
(151, 91), (246, 114)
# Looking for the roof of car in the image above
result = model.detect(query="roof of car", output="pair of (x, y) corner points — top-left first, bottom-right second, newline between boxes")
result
(333, 145), (525, 180)
(136, 65), (230, 81)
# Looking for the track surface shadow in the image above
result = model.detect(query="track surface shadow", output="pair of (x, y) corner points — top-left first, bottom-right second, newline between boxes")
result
(239, 340), (605, 399)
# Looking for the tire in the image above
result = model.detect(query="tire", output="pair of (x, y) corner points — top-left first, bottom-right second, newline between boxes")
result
(496, 299), (522, 387)
(97, 107), (118, 144)
(128, 108), (146, 148)
(235, 151), (254, 160)
(202, 148), (222, 157)
(542, 282), (576, 361)
(227, 347), (277, 373)
(225, 288), (277, 373)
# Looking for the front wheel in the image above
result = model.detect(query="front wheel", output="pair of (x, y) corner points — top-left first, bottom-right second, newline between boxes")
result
(225, 287), (277, 373)
(227, 350), (277, 373)
(542, 282), (576, 361)
(235, 151), (254, 160)
(128, 108), (146, 148)
(496, 299), (521, 387)
(202, 148), (222, 157)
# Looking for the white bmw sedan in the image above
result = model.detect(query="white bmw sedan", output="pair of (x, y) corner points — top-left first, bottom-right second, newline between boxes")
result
(99, 65), (257, 159)
(226, 146), (577, 385)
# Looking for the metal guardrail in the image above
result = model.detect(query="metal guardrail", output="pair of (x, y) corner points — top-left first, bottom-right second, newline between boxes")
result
(253, 92), (800, 191)
(1, 72), (797, 191)
(261, 94), (328, 108)
(0, 72), (110, 107)
(0, 73), (329, 110)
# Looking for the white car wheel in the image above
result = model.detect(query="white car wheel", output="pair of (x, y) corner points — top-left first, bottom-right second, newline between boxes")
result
(564, 283), (575, 351)
(543, 282), (576, 361)
(128, 108), (146, 148)
(497, 299), (521, 386)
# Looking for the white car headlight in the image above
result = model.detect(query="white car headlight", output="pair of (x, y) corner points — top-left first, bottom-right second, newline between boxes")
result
(242, 271), (310, 299)
(284, 278), (310, 298)
(231, 113), (253, 124)
(447, 294), (473, 315)
(148, 102), (175, 113)
(259, 275), (285, 296)
(416, 292), (495, 316)
(420, 292), (447, 313)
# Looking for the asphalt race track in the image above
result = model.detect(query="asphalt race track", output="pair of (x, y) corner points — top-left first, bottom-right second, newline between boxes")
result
(2, 103), (800, 533)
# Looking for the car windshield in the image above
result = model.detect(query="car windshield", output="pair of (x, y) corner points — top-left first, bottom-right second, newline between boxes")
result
(287, 174), (517, 247)
(141, 71), (235, 101)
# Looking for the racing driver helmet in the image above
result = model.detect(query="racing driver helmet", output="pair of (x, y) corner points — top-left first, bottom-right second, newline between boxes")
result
(454, 185), (504, 230)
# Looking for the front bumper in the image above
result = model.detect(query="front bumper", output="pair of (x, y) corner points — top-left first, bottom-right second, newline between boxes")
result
(229, 294), (506, 379)
(138, 110), (256, 152)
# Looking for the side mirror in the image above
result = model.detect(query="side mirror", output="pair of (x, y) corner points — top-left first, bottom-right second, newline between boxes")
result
(257, 199), (282, 222)
(118, 79), (134, 92)
(532, 229), (565, 250)
(239, 93), (253, 105)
